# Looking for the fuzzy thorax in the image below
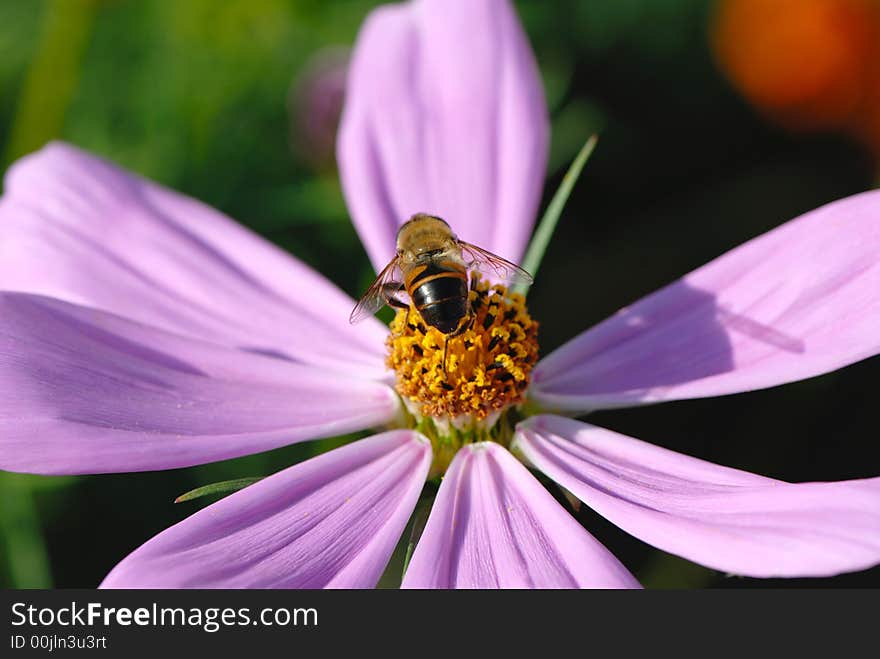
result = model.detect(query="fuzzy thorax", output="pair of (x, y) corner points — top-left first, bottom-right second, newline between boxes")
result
(386, 276), (539, 473)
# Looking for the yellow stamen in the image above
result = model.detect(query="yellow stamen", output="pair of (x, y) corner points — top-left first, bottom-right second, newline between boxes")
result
(386, 275), (539, 424)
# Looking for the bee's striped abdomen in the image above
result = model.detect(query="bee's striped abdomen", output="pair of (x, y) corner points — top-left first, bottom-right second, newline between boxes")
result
(407, 261), (469, 334)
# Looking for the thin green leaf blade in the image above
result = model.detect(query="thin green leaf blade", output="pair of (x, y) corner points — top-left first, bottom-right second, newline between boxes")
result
(513, 134), (598, 296)
(401, 497), (432, 579)
(174, 477), (263, 504)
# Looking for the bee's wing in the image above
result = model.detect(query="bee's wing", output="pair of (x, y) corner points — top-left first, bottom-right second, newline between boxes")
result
(458, 241), (534, 286)
(349, 258), (404, 324)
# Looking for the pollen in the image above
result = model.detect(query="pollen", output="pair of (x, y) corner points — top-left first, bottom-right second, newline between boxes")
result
(386, 276), (539, 423)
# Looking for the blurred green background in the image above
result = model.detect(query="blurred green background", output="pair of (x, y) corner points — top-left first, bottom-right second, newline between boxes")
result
(1, 0), (878, 589)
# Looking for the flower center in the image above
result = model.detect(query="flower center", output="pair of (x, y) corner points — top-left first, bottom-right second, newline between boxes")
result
(386, 275), (539, 475)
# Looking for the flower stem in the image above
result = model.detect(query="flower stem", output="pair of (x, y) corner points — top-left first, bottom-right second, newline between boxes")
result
(513, 134), (598, 296)
(3, 0), (99, 168)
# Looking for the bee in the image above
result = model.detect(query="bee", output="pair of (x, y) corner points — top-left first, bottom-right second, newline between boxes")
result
(350, 213), (533, 371)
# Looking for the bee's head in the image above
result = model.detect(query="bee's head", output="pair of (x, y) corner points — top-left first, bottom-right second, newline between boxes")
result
(396, 213), (456, 259)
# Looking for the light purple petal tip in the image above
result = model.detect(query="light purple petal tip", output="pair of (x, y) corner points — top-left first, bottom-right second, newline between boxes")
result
(515, 415), (880, 578)
(531, 190), (880, 412)
(0, 142), (388, 379)
(338, 0), (549, 272)
(0, 293), (399, 475)
(402, 442), (640, 589)
(101, 431), (432, 589)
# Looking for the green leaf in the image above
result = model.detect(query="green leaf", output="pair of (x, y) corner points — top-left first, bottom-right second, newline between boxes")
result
(3, 472), (77, 492)
(0, 474), (53, 588)
(513, 134), (598, 296)
(174, 477), (264, 503)
(638, 552), (716, 589)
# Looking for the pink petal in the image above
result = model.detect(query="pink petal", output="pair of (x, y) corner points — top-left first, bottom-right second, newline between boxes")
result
(101, 431), (431, 588)
(0, 142), (388, 379)
(531, 190), (880, 412)
(0, 293), (398, 475)
(402, 443), (640, 588)
(515, 415), (880, 578)
(338, 0), (549, 272)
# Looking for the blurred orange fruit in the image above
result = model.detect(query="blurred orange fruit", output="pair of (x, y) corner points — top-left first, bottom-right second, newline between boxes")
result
(712, 0), (880, 153)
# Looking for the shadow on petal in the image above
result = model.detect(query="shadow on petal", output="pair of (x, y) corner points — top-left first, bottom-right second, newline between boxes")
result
(533, 189), (880, 412)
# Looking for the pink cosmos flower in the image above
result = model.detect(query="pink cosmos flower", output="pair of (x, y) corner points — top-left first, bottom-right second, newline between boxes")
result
(2, 0), (879, 589)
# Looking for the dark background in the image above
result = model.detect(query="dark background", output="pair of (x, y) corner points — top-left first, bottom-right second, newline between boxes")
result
(0, 0), (877, 589)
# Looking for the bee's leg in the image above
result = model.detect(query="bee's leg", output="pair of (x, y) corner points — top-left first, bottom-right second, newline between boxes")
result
(381, 283), (407, 305)
(382, 283), (410, 315)
(385, 295), (408, 310)
(449, 313), (474, 338)
(442, 337), (449, 377)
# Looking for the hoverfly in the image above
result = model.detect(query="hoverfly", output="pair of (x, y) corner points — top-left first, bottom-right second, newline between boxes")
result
(350, 213), (533, 371)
